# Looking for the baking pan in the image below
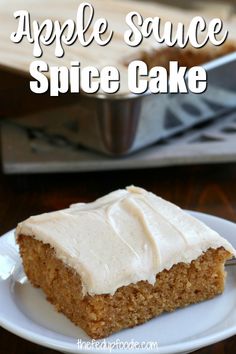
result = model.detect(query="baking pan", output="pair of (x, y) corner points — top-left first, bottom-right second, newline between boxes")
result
(2, 109), (236, 174)
(63, 52), (236, 155)
(1, 0), (236, 156)
(3, 52), (236, 157)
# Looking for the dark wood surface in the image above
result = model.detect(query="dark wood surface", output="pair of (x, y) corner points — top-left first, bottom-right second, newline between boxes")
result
(0, 163), (236, 354)
(1, 65), (236, 354)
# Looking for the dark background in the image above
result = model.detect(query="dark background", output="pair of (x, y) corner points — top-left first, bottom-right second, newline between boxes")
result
(1, 38), (236, 354)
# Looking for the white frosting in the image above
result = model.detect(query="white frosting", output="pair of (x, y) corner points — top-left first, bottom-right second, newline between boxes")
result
(1, 0), (236, 95)
(16, 186), (235, 295)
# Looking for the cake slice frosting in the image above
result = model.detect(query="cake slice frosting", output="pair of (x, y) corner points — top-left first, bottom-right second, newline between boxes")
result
(16, 186), (236, 296)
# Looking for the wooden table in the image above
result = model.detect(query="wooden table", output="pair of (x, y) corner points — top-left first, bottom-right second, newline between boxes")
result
(1, 61), (236, 353)
(0, 163), (236, 353)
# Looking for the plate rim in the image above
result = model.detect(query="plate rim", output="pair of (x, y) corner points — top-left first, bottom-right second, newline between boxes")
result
(0, 211), (236, 354)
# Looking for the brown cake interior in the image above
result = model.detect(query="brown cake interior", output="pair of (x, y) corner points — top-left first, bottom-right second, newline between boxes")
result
(17, 234), (231, 339)
(124, 41), (236, 70)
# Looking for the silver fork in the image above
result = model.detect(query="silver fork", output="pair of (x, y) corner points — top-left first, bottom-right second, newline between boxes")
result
(0, 237), (27, 284)
(225, 258), (236, 267)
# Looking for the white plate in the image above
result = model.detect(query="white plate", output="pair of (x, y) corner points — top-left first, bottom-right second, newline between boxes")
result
(1, 211), (236, 354)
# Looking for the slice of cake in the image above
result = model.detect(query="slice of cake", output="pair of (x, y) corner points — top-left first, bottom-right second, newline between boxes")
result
(16, 186), (236, 339)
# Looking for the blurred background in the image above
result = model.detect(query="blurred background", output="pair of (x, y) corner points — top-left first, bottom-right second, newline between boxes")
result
(0, 0), (236, 174)
(0, 2), (236, 353)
